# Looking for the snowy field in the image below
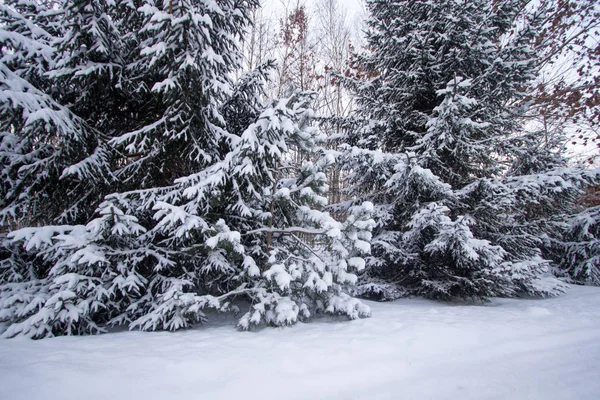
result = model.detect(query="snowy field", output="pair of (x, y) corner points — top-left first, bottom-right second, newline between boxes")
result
(1, 285), (599, 400)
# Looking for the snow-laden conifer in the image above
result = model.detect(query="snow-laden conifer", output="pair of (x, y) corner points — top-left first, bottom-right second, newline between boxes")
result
(558, 206), (600, 285)
(0, 1), (372, 338)
(0, 1), (120, 318)
(2, 88), (373, 337)
(338, 0), (599, 300)
(0, 1), (114, 226)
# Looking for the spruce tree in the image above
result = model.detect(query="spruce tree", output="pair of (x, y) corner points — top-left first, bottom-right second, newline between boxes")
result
(557, 204), (600, 285)
(0, 0), (373, 338)
(0, 0), (119, 330)
(339, 0), (599, 300)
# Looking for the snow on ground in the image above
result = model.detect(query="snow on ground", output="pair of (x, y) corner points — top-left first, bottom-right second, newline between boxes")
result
(1, 285), (600, 400)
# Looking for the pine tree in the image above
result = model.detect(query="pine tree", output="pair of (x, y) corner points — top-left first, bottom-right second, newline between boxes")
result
(0, 0), (119, 332)
(547, 184), (600, 286)
(0, 0), (373, 338)
(339, 0), (599, 300)
(558, 205), (600, 285)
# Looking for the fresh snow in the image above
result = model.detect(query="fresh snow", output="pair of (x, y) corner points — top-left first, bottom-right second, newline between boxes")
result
(2, 285), (600, 400)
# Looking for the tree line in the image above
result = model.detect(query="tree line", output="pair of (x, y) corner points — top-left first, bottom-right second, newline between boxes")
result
(0, 0), (598, 338)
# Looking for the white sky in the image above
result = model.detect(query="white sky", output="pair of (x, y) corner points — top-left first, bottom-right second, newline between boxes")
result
(260, 0), (365, 22)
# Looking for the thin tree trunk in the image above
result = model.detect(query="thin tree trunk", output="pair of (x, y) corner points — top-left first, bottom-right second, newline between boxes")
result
(265, 162), (279, 263)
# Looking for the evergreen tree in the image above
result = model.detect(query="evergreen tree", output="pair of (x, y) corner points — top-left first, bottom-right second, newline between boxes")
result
(558, 205), (600, 285)
(546, 184), (600, 286)
(0, 0), (118, 309)
(0, 1), (123, 227)
(339, 0), (599, 300)
(0, 0), (373, 338)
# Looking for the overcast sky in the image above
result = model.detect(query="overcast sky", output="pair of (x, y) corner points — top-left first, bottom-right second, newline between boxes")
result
(260, 0), (365, 22)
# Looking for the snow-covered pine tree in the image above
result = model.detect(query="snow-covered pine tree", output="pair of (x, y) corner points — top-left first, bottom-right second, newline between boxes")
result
(0, 0), (255, 337)
(558, 203), (600, 285)
(1, 0), (121, 227)
(0, 0), (373, 338)
(0, 0), (122, 312)
(2, 87), (374, 337)
(167, 87), (374, 329)
(338, 0), (598, 300)
(0, 0), (149, 337)
(108, 0), (252, 188)
(542, 183), (600, 286)
(1, 1), (54, 287)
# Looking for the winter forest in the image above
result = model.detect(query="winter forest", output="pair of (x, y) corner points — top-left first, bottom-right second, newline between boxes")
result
(0, 0), (599, 345)
(3, 1), (600, 398)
